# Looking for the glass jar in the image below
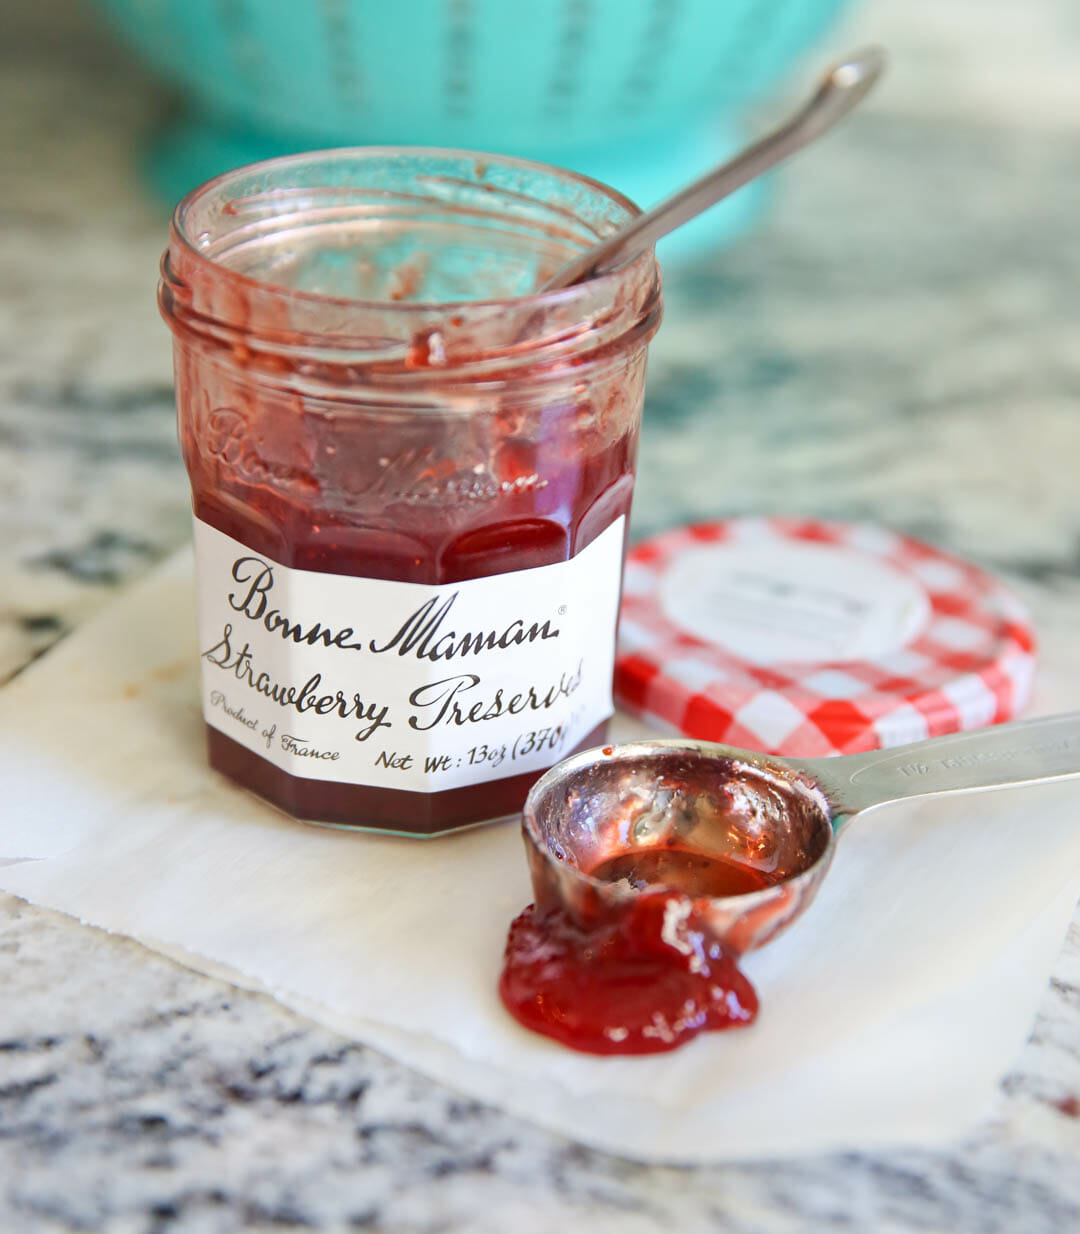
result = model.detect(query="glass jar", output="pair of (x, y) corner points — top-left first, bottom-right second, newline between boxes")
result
(160, 148), (662, 836)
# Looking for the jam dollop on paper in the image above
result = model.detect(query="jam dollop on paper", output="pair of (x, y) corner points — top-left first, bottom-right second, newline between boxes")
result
(500, 849), (772, 1055)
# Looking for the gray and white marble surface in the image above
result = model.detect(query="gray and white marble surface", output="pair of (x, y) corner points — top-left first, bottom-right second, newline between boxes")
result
(3, 2), (1080, 1230)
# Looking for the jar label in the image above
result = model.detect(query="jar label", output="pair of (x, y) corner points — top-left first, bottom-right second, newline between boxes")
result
(193, 517), (625, 793)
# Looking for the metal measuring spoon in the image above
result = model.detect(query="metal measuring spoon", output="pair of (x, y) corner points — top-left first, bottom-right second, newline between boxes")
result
(538, 46), (886, 293)
(522, 712), (1080, 954)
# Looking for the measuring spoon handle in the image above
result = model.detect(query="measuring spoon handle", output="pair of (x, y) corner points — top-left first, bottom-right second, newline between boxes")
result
(797, 711), (1080, 825)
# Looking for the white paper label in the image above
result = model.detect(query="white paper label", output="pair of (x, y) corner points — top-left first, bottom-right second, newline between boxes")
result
(193, 517), (625, 792)
(659, 540), (931, 664)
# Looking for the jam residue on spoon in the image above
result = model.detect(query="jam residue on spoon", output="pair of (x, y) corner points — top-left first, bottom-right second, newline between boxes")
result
(499, 848), (772, 1054)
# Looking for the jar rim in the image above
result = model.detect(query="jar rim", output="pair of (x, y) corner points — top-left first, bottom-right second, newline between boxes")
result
(170, 144), (653, 316)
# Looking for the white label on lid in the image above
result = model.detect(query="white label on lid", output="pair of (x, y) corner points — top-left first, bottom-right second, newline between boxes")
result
(193, 517), (624, 792)
(658, 539), (931, 664)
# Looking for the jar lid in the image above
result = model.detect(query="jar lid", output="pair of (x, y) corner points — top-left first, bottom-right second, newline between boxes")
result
(614, 518), (1036, 755)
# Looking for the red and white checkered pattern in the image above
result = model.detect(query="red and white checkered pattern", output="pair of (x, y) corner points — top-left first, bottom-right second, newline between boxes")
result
(614, 518), (1036, 757)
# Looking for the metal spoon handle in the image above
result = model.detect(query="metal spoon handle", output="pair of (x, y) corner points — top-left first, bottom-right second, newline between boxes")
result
(538, 46), (887, 293)
(798, 711), (1080, 826)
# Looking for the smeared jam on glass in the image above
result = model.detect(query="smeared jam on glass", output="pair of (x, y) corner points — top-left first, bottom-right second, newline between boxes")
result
(500, 846), (777, 1055)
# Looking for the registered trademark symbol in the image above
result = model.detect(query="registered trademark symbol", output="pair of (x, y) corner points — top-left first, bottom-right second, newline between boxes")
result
(558, 605), (567, 615)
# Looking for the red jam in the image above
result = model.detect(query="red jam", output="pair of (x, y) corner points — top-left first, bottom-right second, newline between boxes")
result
(500, 848), (771, 1054)
(590, 848), (776, 898)
(500, 894), (758, 1055)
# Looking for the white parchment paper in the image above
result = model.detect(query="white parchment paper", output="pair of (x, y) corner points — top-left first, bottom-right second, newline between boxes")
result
(2, 550), (1079, 1163)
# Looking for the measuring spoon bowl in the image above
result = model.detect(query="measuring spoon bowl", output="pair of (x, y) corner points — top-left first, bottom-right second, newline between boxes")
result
(522, 712), (1080, 954)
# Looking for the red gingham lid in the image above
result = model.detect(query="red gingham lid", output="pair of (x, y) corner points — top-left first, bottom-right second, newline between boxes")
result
(614, 517), (1037, 756)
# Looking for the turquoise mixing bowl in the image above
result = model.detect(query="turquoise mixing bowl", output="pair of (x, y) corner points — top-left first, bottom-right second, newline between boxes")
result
(94, 0), (855, 250)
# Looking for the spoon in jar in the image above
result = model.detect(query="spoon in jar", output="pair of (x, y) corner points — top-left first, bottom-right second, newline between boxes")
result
(522, 711), (1080, 955)
(537, 45), (886, 293)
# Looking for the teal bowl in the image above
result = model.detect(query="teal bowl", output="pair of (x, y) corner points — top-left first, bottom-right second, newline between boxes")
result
(94, 0), (855, 253)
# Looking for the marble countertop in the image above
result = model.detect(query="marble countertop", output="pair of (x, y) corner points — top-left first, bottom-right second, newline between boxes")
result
(3, 2), (1080, 1230)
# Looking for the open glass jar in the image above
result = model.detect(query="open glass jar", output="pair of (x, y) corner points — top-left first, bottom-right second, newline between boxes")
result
(160, 148), (662, 836)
